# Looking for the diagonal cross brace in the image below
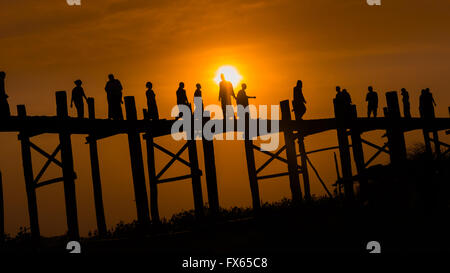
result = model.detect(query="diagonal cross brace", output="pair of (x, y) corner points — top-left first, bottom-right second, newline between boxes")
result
(255, 145), (287, 174)
(155, 142), (192, 180)
(33, 144), (61, 185)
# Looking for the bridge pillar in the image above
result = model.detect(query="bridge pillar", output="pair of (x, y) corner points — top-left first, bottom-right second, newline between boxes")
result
(87, 98), (107, 237)
(17, 105), (40, 244)
(0, 171), (4, 244)
(333, 99), (355, 203)
(349, 105), (368, 201)
(385, 92), (407, 164)
(202, 113), (220, 215)
(244, 112), (261, 209)
(280, 100), (303, 203)
(188, 115), (204, 218)
(144, 133), (160, 223)
(56, 91), (80, 241)
(124, 96), (151, 229)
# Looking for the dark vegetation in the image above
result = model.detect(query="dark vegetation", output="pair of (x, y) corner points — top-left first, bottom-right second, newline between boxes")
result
(1, 145), (449, 253)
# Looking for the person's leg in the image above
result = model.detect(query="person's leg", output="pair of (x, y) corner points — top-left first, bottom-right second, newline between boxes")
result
(374, 107), (377, 118)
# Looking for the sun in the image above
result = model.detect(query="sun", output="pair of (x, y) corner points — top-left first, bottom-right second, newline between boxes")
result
(214, 65), (243, 88)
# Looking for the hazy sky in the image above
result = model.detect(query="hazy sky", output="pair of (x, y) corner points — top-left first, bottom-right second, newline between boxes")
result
(1, 0), (449, 236)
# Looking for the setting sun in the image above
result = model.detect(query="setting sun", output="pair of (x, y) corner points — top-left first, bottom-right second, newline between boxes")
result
(214, 65), (243, 87)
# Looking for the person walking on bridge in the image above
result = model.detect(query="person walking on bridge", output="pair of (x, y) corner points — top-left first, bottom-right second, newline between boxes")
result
(365, 86), (378, 118)
(292, 80), (306, 120)
(218, 73), (236, 119)
(401, 88), (411, 118)
(145, 82), (159, 120)
(0, 71), (11, 118)
(105, 74), (124, 120)
(176, 82), (189, 118)
(236, 83), (256, 108)
(71, 79), (88, 118)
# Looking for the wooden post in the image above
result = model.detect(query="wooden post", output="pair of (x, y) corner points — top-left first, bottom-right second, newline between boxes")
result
(297, 139), (310, 202)
(17, 105), (40, 244)
(0, 171), (4, 244)
(188, 114), (204, 218)
(56, 91), (80, 241)
(144, 133), (160, 223)
(202, 113), (220, 215)
(87, 98), (107, 237)
(385, 92), (407, 164)
(280, 100), (303, 202)
(431, 106), (440, 158)
(333, 99), (354, 203)
(124, 96), (151, 228)
(244, 112), (261, 209)
(349, 105), (368, 201)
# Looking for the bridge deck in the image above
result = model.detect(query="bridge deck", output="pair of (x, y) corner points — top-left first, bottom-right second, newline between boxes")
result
(0, 116), (449, 138)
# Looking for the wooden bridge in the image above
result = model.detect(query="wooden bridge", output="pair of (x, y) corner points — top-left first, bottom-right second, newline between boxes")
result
(0, 90), (449, 245)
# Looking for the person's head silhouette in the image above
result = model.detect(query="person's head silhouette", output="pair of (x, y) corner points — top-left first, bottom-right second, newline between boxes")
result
(368, 86), (373, 92)
(297, 80), (302, 88)
(179, 82), (184, 88)
(336, 86), (341, 93)
(401, 88), (406, 93)
(74, 79), (82, 87)
(342, 89), (347, 93)
(425, 88), (430, 93)
(220, 73), (225, 81)
(146, 82), (152, 89)
(108, 74), (115, 81)
(196, 83), (201, 89)
(0, 71), (5, 80)
(242, 83), (247, 90)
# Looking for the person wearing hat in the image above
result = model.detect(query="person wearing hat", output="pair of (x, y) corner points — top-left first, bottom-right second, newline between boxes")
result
(0, 71), (11, 118)
(71, 79), (88, 118)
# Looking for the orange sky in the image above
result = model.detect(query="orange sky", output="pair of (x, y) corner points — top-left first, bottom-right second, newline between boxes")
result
(1, 0), (450, 237)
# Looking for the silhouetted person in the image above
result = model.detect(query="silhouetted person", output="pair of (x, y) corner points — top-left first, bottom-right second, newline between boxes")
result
(0, 71), (10, 118)
(342, 88), (352, 106)
(176, 82), (189, 118)
(236, 83), (255, 108)
(70, 79), (88, 118)
(401, 88), (411, 118)
(366, 86), (378, 118)
(193, 83), (204, 110)
(292, 80), (306, 120)
(145, 82), (159, 120)
(218, 73), (236, 118)
(420, 88), (436, 119)
(105, 74), (124, 120)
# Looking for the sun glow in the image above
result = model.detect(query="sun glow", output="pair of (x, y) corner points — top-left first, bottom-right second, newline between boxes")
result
(214, 65), (243, 88)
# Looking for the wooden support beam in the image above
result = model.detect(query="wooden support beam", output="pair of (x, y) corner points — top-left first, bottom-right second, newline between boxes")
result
(364, 143), (388, 168)
(253, 144), (288, 164)
(0, 171), (4, 244)
(244, 112), (261, 210)
(360, 139), (390, 154)
(144, 133), (160, 223)
(35, 177), (64, 188)
(56, 91), (80, 241)
(202, 114), (220, 215)
(256, 145), (287, 174)
(349, 105), (368, 201)
(304, 156), (333, 198)
(280, 100), (303, 202)
(333, 99), (354, 203)
(87, 98), (107, 237)
(155, 143), (189, 180)
(158, 174), (193, 184)
(33, 144), (61, 184)
(17, 105), (40, 244)
(385, 92), (407, 164)
(124, 96), (151, 229)
(297, 135), (311, 201)
(188, 115), (204, 218)
(257, 172), (292, 180)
